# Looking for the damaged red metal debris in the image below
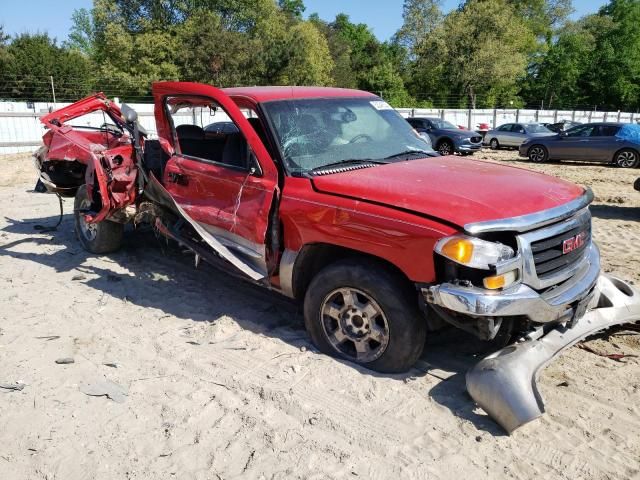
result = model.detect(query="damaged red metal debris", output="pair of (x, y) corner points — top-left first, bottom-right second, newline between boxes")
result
(33, 82), (640, 434)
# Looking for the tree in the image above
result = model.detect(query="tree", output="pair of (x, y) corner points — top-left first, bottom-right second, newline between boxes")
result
(411, 0), (536, 108)
(589, 0), (640, 110)
(0, 33), (93, 101)
(66, 8), (96, 56)
(176, 10), (260, 86)
(506, 0), (573, 42)
(279, 0), (305, 18)
(395, 0), (442, 57)
(277, 21), (334, 86)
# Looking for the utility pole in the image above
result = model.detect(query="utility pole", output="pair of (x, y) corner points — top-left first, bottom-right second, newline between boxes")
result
(50, 75), (56, 107)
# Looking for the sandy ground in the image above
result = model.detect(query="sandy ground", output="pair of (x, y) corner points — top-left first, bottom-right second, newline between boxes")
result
(0, 151), (639, 480)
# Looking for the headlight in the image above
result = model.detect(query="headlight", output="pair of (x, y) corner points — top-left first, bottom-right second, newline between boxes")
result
(435, 235), (514, 270)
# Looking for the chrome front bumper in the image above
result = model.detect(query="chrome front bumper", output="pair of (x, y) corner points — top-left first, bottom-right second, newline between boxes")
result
(423, 243), (600, 324)
(466, 275), (640, 434)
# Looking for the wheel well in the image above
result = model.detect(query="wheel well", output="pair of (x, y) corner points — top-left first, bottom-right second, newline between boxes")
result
(291, 243), (413, 301)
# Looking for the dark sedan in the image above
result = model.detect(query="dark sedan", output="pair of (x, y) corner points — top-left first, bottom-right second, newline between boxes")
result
(406, 117), (483, 155)
(519, 122), (640, 168)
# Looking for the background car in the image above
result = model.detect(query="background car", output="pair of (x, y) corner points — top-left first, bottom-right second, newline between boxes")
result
(543, 120), (581, 133)
(484, 123), (555, 149)
(406, 117), (483, 156)
(519, 122), (640, 168)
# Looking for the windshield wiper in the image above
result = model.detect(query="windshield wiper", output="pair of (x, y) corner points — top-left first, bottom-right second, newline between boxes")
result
(383, 149), (436, 161)
(311, 158), (388, 173)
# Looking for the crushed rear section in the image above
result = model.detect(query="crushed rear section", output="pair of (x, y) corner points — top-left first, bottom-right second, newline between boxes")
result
(35, 94), (138, 223)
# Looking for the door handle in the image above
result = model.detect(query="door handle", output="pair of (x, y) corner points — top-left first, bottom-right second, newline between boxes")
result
(168, 172), (188, 185)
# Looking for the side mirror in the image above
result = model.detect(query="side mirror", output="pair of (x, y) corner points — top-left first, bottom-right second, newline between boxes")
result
(559, 130), (567, 137)
(121, 103), (138, 124)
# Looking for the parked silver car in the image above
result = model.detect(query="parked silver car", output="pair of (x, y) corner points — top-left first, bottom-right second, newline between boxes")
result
(519, 122), (640, 168)
(484, 123), (555, 149)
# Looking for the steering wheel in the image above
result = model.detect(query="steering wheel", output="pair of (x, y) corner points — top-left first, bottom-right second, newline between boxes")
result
(349, 133), (373, 144)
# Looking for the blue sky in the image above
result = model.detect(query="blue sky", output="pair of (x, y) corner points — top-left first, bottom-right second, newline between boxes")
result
(0, 0), (609, 43)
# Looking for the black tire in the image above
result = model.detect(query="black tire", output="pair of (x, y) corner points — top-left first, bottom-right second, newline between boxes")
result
(489, 138), (499, 150)
(613, 149), (639, 168)
(528, 145), (548, 163)
(303, 258), (426, 373)
(437, 140), (454, 156)
(74, 185), (124, 254)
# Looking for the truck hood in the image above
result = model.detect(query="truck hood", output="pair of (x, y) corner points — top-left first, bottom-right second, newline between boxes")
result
(311, 156), (585, 228)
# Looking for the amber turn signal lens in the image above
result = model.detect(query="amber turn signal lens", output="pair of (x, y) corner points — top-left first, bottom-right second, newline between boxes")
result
(483, 270), (517, 290)
(440, 238), (474, 264)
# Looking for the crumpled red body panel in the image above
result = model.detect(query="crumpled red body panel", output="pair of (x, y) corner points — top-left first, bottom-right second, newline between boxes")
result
(39, 94), (138, 222)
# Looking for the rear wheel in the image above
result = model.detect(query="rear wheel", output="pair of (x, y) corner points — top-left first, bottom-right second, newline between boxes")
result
(74, 185), (124, 254)
(528, 145), (548, 163)
(303, 259), (426, 373)
(489, 138), (499, 150)
(614, 149), (639, 168)
(437, 140), (454, 156)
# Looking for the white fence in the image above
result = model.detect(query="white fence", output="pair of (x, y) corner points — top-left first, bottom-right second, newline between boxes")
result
(1, 99), (638, 155)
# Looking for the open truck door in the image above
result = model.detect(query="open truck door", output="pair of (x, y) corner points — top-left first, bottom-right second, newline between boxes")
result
(150, 82), (280, 281)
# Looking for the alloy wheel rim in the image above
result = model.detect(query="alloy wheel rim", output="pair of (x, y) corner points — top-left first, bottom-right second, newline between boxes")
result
(439, 143), (452, 155)
(78, 197), (97, 241)
(530, 147), (545, 162)
(320, 287), (390, 363)
(617, 151), (636, 167)
(491, 139), (498, 149)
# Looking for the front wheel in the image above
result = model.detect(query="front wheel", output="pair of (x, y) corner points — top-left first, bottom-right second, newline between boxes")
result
(489, 138), (499, 150)
(303, 259), (426, 373)
(74, 185), (124, 254)
(528, 145), (548, 163)
(614, 149), (639, 168)
(437, 140), (454, 156)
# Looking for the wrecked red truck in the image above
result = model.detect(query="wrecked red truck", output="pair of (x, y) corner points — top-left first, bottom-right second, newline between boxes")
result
(34, 82), (640, 432)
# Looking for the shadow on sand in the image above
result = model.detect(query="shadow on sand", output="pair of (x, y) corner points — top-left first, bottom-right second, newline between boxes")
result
(0, 209), (504, 435)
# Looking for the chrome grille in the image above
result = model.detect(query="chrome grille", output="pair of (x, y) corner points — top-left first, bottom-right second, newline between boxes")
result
(531, 221), (591, 279)
(517, 208), (592, 290)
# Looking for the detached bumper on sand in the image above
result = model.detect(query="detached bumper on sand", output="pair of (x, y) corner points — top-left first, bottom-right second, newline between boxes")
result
(466, 275), (640, 434)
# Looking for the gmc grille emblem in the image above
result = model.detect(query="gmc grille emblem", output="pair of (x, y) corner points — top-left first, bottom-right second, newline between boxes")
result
(563, 231), (587, 254)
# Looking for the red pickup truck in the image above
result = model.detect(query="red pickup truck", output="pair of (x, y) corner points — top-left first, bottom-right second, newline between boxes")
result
(35, 82), (601, 374)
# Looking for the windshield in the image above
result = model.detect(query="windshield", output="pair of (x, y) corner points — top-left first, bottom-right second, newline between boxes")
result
(525, 124), (552, 133)
(429, 119), (458, 130)
(262, 97), (434, 175)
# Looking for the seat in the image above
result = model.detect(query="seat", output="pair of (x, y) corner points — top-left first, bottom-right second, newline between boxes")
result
(221, 133), (248, 169)
(176, 124), (209, 159)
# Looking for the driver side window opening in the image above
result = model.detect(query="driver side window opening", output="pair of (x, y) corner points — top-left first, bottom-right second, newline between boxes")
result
(165, 95), (252, 171)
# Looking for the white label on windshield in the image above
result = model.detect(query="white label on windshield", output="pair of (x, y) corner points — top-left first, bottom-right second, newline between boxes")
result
(370, 100), (392, 110)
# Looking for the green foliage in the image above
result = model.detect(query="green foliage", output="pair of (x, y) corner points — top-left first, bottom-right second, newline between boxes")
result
(410, 0), (535, 108)
(0, 0), (639, 111)
(522, 0), (640, 110)
(65, 8), (96, 56)
(0, 33), (93, 101)
(278, 0), (305, 18)
(277, 22), (334, 85)
(395, 0), (442, 56)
